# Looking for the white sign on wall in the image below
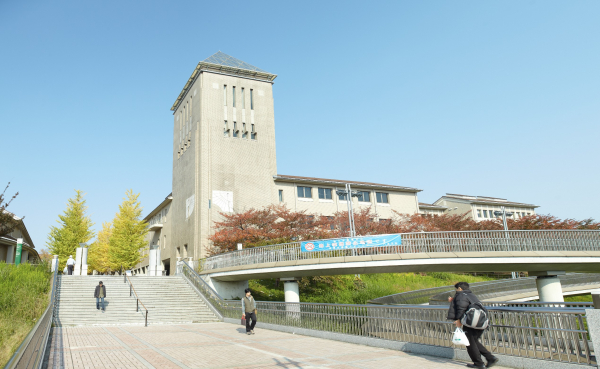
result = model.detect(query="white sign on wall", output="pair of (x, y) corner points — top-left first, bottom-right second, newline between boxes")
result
(212, 191), (233, 213)
(186, 195), (195, 219)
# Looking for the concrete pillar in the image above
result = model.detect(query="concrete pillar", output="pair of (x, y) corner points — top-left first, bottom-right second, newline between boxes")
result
(282, 278), (301, 317)
(74, 247), (83, 275)
(156, 247), (163, 276)
(149, 246), (157, 276)
(591, 289), (600, 309)
(51, 255), (59, 272)
(81, 247), (88, 275)
(6, 245), (14, 263)
(530, 271), (565, 302)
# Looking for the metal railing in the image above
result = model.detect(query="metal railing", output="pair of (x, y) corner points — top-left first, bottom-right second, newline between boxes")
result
(200, 230), (600, 271)
(369, 273), (600, 306)
(219, 300), (594, 365)
(122, 267), (149, 326)
(179, 260), (596, 366)
(4, 266), (58, 369)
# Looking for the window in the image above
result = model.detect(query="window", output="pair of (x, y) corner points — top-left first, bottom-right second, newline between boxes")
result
(483, 210), (488, 218)
(233, 122), (238, 138)
(379, 218), (391, 225)
(163, 235), (166, 249)
(338, 192), (348, 201)
(176, 247), (181, 258)
(357, 191), (370, 202)
(318, 188), (332, 200)
(184, 244), (188, 258)
(242, 123), (248, 139)
(241, 87), (245, 108)
(477, 210), (482, 218)
(251, 124), (256, 140)
(232, 86), (236, 108)
(223, 121), (229, 137)
(297, 186), (312, 198)
(278, 189), (283, 202)
(223, 85), (227, 106)
(250, 89), (254, 110)
(376, 192), (389, 204)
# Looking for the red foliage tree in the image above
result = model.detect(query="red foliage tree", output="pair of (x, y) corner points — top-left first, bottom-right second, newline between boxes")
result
(208, 205), (599, 256)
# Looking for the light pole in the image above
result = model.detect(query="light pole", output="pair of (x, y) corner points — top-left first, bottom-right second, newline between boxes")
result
(493, 206), (517, 278)
(336, 184), (360, 238)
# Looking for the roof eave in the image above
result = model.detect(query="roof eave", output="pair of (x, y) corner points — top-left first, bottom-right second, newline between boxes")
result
(170, 62), (277, 112)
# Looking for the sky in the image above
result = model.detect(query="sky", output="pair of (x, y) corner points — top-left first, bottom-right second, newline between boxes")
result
(2, 1), (599, 250)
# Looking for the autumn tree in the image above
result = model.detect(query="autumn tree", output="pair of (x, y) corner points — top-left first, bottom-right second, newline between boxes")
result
(88, 221), (112, 273)
(47, 190), (95, 271)
(0, 182), (23, 237)
(108, 190), (148, 271)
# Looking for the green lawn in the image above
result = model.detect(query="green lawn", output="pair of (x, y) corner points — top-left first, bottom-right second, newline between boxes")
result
(564, 294), (593, 302)
(249, 272), (496, 304)
(0, 263), (51, 367)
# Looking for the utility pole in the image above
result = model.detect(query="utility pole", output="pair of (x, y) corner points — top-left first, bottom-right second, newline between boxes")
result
(494, 206), (517, 279)
(336, 184), (360, 238)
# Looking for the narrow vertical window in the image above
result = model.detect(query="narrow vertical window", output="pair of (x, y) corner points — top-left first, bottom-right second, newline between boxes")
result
(250, 89), (254, 110)
(251, 124), (256, 140)
(224, 121), (229, 137)
(242, 123), (247, 139)
(279, 190), (283, 202)
(232, 86), (236, 108)
(233, 122), (238, 137)
(241, 87), (245, 108)
(223, 85), (227, 106)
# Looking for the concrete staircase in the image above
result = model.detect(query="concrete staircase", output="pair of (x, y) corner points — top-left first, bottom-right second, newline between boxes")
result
(54, 275), (220, 326)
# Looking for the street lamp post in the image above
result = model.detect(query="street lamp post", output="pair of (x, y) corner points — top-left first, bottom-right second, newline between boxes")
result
(493, 206), (517, 278)
(335, 184), (360, 238)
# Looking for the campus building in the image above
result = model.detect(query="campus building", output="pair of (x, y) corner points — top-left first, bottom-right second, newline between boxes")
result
(433, 193), (538, 221)
(135, 52), (422, 275)
(0, 211), (39, 264)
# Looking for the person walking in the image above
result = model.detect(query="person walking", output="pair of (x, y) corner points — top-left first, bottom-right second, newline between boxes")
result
(448, 282), (499, 369)
(241, 288), (257, 335)
(94, 281), (106, 312)
(66, 255), (75, 275)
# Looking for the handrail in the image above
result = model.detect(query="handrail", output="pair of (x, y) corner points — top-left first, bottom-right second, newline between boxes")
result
(121, 266), (149, 326)
(4, 264), (58, 369)
(179, 261), (225, 320)
(200, 229), (600, 271)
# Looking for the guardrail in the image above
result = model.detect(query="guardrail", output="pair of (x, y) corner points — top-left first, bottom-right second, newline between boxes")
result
(180, 260), (596, 366)
(369, 273), (600, 306)
(4, 266), (58, 369)
(200, 230), (600, 271)
(122, 268), (149, 326)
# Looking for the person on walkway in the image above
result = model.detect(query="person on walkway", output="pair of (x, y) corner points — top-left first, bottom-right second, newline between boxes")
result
(448, 282), (499, 369)
(66, 255), (75, 275)
(94, 281), (106, 312)
(241, 288), (257, 335)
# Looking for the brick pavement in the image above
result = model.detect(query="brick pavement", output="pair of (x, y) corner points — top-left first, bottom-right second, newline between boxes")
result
(44, 323), (510, 369)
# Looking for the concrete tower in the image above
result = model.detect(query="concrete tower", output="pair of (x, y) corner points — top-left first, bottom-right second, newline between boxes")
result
(170, 52), (278, 259)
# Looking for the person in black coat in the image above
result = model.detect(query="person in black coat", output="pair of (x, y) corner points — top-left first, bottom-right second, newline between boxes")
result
(447, 282), (499, 369)
(94, 281), (106, 312)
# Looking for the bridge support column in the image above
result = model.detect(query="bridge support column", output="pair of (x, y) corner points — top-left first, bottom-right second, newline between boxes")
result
(202, 274), (248, 300)
(530, 271), (565, 302)
(282, 278), (300, 303)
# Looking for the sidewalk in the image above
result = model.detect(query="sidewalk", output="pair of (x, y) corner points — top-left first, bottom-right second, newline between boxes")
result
(44, 322), (509, 368)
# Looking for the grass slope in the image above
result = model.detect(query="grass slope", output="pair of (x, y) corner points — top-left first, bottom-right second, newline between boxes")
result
(250, 272), (495, 304)
(0, 263), (51, 367)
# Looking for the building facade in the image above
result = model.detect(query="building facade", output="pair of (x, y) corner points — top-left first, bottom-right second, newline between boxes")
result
(136, 52), (422, 274)
(433, 194), (538, 221)
(0, 211), (38, 264)
(418, 202), (447, 216)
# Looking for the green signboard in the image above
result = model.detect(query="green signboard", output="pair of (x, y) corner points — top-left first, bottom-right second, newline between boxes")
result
(15, 238), (23, 265)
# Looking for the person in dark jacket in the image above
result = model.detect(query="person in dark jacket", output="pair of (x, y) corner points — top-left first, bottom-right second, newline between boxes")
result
(448, 282), (499, 369)
(94, 281), (106, 312)
(241, 288), (257, 335)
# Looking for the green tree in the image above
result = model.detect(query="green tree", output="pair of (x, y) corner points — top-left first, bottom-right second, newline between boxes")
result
(0, 182), (23, 237)
(88, 221), (112, 274)
(108, 190), (148, 271)
(46, 190), (95, 271)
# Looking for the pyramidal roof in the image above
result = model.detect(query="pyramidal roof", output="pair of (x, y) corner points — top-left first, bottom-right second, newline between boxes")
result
(203, 51), (267, 73)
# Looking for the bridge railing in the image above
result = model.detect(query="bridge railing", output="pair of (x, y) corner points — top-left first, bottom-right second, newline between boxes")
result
(369, 273), (600, 306)
(218, 300), (594, 366)
(200, 230), (600, 271)
(5, 266), (58, 369)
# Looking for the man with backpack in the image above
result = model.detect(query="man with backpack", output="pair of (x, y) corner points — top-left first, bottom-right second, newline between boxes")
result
(448, 282), (499, 369)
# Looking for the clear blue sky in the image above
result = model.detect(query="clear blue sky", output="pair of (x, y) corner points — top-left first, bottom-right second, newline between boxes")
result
(2, 1), (599, 250)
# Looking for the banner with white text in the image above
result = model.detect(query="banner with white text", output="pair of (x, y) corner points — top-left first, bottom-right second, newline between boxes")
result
(301, 234), (402, 252)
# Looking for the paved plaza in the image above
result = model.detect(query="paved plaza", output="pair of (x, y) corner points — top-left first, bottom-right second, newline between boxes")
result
(44, 322), (510, 369)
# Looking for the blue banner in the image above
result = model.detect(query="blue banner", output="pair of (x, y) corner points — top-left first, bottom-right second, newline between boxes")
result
(301, 234), (402, 252)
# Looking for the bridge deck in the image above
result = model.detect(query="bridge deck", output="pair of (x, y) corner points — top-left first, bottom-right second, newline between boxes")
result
(43, 323), (510, 369)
